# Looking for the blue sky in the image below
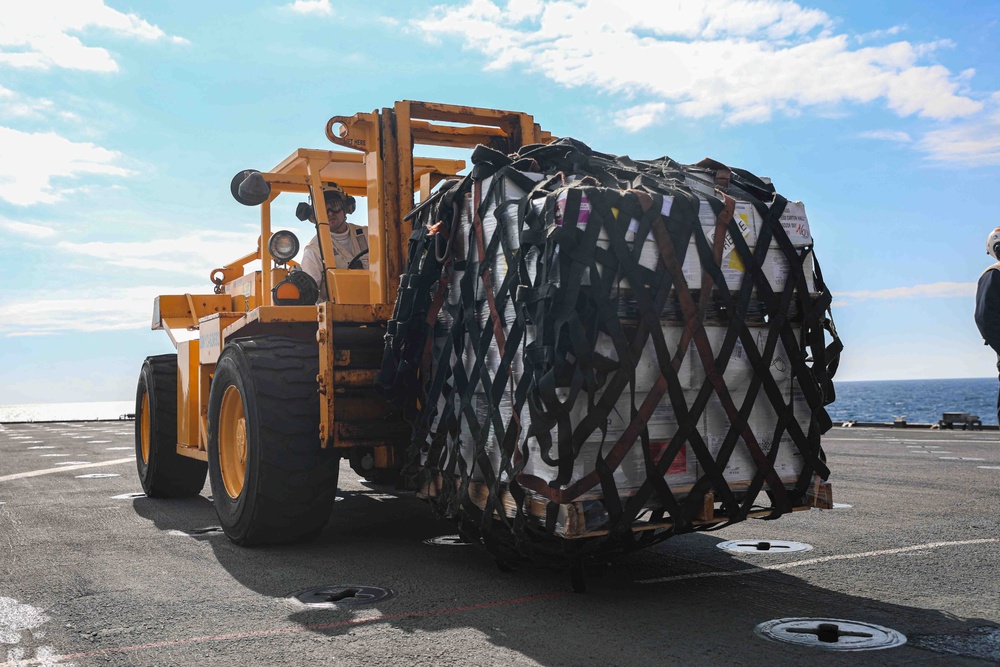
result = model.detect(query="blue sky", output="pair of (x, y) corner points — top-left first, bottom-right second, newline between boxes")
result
(1, 0), (999, 405)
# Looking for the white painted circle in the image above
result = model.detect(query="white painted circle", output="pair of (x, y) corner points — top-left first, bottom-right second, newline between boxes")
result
(717, 539), (813, 554)
(423, 535), (472, 546)
(755, 617), (906, 651)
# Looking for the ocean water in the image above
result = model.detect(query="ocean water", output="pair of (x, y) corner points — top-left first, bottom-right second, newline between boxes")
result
(827, 377), (998, 425)
(1, 378), (996, 425)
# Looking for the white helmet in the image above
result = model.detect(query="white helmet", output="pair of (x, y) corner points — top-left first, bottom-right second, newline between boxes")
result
(988, 227), (1000, 260)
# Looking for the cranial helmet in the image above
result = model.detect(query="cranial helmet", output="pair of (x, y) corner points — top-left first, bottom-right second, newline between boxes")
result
(322, 182), (356, 215)
(987, 227), (1000, 260)
(295, 182), (357, 222)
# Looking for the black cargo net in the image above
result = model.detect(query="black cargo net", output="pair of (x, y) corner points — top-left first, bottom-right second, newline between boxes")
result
(376, 138), (841, 564)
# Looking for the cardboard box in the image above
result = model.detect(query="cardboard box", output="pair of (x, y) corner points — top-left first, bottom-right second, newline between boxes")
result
(758, 246), (816, 295)
(681, 199), (758, 292)
(765, 200), (812, 248)
(519, 389), (697, 498)
(687, 325), (798, 394)
(699, 384), (803, 487)
(594, 323), (686, 393)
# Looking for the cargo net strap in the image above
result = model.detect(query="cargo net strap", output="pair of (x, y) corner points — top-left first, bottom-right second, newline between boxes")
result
(376, 138), (841, 561)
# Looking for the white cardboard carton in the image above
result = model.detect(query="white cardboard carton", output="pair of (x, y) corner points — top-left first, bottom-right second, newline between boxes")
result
(687, 325), (797, 393)
(699, 384), (803, 487)
(766, 200), (812, 248)
(519, 389), (697, 498)
(681, 199), (758, 291)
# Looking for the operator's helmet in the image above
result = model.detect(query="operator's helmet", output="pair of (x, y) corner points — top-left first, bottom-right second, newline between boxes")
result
(987, 227), (1000, 260)
(321, 182), (356, 215)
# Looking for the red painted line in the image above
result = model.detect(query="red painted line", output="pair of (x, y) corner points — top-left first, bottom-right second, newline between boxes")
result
(55, 591), (568, 662)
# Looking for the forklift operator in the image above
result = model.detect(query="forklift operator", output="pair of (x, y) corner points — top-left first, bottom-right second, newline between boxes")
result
(300, 186), (369, 302)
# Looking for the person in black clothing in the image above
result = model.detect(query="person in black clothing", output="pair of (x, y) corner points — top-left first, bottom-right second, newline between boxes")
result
(975, 227), (1000, 425)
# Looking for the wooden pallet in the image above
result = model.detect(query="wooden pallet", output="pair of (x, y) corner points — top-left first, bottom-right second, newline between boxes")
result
(419, 473), (832, 539)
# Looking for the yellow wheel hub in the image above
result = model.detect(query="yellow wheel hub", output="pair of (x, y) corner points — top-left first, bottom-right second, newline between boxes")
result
(140, 391), (151, 464)
(218, 385), (248, 499)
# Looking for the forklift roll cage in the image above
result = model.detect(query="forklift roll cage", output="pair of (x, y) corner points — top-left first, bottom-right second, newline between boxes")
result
(151, 101), (552, 464)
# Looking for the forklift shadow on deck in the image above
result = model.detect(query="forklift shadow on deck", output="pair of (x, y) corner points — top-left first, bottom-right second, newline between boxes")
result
(130, 476), (997, 665)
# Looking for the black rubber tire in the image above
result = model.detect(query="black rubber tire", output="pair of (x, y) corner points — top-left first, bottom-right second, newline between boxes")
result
(207, 336), (339, 546)
(135, 355), (208, 498)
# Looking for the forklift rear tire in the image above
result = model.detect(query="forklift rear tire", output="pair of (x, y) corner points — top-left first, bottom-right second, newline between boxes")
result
(135, 355), (208, 497)
(207, 336), (339, 545)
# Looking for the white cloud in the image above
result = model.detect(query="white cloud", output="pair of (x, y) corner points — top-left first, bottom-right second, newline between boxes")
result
(288, 0), (333, 16)
(0, 229), (261, 336)
(836, 282), (975, 303)
(614, 102), (668, 132)
(413, 0), (983, 126)
(859, 130), (912, 142)
(0, 127), (132, 206)
(0, 85), (59, 120)
(0, 285), (204, 336)
(856, 25), (906, 43)
(57, 230), (255, 278)
(919, 93), (1000, 166)
(0, 1), (188, 72)
(0, 218), (57, 239)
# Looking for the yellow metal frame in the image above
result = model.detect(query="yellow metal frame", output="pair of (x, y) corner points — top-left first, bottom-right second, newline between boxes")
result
(150, 101), (553, 459)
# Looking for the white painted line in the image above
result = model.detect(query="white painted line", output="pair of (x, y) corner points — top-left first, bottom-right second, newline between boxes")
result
(637, 537), (1000, 584)
(26, 446), (55, 450)
(105, 447), (132, 451)
(978, 466), (1000, 470)
(0, 458), (135, 482)
(54, 461), (91, 466)
(828, 436), (998, 444)
(39, 454), (68, 457)
(961, 457), (986, 461)
(939, 457), (960, 460)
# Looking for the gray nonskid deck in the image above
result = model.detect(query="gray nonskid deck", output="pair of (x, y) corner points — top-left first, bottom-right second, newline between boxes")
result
(0, 422), (998, 666)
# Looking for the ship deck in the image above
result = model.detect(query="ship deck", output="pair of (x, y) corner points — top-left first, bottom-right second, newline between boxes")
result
(1, 422), (998, 665)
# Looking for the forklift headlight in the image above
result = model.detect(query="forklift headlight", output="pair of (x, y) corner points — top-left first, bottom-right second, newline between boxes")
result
(268, 230), (300, 264)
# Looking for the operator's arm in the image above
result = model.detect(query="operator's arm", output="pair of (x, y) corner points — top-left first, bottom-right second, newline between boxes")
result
(975, 269), (1000, 354)
(300, 236), (323, 286)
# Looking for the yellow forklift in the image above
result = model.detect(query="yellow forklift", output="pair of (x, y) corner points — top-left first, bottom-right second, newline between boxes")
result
(135, 102), (552, 545)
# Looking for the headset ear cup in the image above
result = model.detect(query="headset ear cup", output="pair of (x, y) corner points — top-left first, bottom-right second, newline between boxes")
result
(295, 202), (314, 222)
(345, 195), (357, 215)
(993, 242), (1000, 259)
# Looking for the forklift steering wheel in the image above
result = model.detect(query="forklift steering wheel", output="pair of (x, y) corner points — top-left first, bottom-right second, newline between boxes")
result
(347, 248), (369, 270)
